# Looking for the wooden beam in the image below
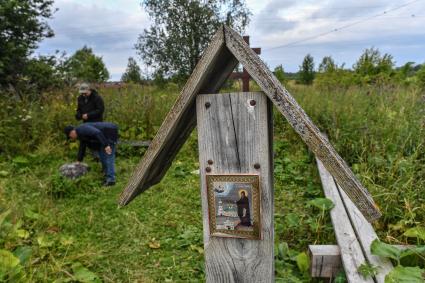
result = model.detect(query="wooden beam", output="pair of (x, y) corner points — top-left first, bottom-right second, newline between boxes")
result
(309, 245), (342, 278)
(316, 159), (373, 283)
(117, 140), (151, 147)
(223, 25), (380, 222)
(196, 92), (274, 282)
(336, 178), (393, 282)
(119, 26), (238, 205)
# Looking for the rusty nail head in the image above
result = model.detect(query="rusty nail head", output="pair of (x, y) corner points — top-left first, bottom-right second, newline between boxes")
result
(250, 100), (256, 106)
(207, 160), (213, 165)
(205, 102), (211, 109)
(254, 163), (261, 169)
(206, 167), (212, 173)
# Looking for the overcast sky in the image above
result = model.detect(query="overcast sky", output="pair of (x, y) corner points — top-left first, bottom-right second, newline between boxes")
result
(37, 0), (425, 81)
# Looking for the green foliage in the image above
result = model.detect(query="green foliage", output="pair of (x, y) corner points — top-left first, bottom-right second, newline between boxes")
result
(404, 227), (425, 242)
(357, 263), (379, 279)
(385, 266), (425, 283)
(274, 242), (310, 282)
(395, 62), (416, 83)
(307, 198), (334, 211)
(64, 46), (110, 83)
(121, 57), (143, 83)
(0, 0), (54, 92)
(23, 54), (66, 93)
(353, 47), (395, 85)
(72, 262), (101, 283)
(48, 174), (77, 198)
(274, 65), (287, 84)
(318, 56), (337, 73)
(0, 249), (21, 281)
(371, 239), (425, 265)
(416, 64), (425, 90)
(136, 0), (251, 81)
(297, 54), (315, 85)
(295, 252), (309, 274)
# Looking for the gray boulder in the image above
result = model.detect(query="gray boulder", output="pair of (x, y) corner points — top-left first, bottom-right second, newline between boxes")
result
(59, 162), (89, 179)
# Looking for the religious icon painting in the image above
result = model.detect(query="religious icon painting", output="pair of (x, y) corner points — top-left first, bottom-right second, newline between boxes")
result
(206, 174), (261, 240)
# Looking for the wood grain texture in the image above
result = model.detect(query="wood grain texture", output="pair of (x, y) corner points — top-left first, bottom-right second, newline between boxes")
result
(196, 92), (274, 283)
(120, 24), (380, 224)
(223, 25), (380, 222)
(119, 26), (239, 205)
(316, 159), (373, 283)
(117, 140), (151, 147)
(309, 245), (342, 278)
(336, 181), (393, 282)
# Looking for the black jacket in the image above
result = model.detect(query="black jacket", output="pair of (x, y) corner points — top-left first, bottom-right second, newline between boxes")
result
(75, 89), (104, 122)
(76, 122), (119, 161)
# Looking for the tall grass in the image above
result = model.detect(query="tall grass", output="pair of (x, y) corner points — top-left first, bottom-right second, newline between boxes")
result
(287, 84), (424, 233)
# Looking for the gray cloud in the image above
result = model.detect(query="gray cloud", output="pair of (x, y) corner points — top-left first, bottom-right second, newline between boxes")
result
(247, 0), (425, 72)
(36, 0), (425, 79)
(255, 0), (298, 34)
(310, 0), (389, 20)
(37, 0), (149, 80)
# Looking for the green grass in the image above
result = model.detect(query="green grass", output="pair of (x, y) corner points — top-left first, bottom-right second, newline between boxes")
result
(0, 83), (424, 281)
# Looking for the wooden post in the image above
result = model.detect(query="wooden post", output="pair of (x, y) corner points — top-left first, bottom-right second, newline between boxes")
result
(309, 245), (342, 278)
(229, 36), (261, 92)
(196, 92), (274, 282)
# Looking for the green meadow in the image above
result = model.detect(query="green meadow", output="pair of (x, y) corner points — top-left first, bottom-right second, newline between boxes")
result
(0, 83), (424, 282)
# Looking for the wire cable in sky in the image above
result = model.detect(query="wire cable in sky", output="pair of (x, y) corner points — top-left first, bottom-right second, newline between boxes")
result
(264, 0), (423, 51)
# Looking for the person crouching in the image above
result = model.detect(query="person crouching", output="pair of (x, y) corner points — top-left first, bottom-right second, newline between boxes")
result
(64, 122), (118, 186)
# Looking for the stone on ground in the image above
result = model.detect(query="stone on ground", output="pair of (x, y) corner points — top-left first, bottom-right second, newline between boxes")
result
(59, 162), (89, 179)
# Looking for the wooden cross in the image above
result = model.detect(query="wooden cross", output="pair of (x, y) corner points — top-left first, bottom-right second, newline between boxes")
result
(229, 36), (261, 92)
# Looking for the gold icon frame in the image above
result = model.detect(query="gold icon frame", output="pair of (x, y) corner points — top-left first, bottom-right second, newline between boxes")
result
(206, 174), (261, 240)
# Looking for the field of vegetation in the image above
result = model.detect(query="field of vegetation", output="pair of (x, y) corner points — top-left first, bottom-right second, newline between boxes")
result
(0, 80), (424, 282)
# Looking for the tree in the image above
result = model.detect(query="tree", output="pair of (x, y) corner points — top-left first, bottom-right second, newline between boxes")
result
(274, 65), (287, 84)
(0, 0), (55, 91)
(121, 57), (143, 83)
(64, 46), (110, 83)
(298, 54), (315, 85)
(353, 48), (394, 76)
(318, 56), (337, 73)
(136, 0), (251, 81)
(23, 54), (65, 93)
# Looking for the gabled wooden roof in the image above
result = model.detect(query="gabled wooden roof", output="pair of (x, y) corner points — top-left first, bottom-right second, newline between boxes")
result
(119, 25), (381, 222)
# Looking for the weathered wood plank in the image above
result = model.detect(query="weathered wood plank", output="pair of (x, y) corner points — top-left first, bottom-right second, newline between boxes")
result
(224, 25), (380, 222)
(117, 140), (151, 147)
(316, 159), (373, 283)
(196, 92), (274, 283)
(309, 245), (342, 278)
(337, 184), (393, 282)
(119, 26), (239, 205)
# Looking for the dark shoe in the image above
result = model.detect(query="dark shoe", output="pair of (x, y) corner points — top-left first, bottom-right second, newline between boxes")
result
(103, 181), (116, 186)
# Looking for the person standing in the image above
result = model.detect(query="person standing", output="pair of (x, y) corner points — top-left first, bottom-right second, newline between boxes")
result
(75, 83), (104, 123)
(64, 122), (118, 186)
(236, 191), (251, 226)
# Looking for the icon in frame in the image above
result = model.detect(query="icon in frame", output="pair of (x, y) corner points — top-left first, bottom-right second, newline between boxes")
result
(206, 174), (261, 240)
